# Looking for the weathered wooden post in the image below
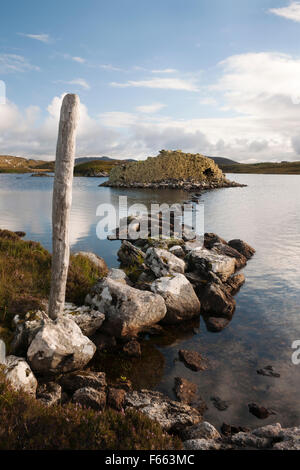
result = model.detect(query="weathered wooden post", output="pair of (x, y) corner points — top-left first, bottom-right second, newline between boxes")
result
(48, 94), (80, 320)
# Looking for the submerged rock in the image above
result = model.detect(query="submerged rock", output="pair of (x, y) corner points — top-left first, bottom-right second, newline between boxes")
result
(211, 395), (230, 411)
(145, 247), (185, 277)
(27, 317), (96, 375)
(178, 349), (209, 372)
(86, 278), (166, 337)
(151, 274), (200, 324)
(248, 403), (276, 419)
(4, 355), (37, 396)
(257, 365), (280, 378)
(204, 316), (230, 332)
(123, 339), (141, 358)
(124, 389), (202, 432)
(174, 377), (197, 405)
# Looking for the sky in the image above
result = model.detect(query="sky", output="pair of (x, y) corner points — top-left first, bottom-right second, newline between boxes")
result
(1, 0), (300, 162)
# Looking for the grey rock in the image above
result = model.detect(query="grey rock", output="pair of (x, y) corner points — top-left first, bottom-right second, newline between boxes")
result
(59, 370), (106, 394)
(125, 389), (202, 432)
(36, 381), (62, 406)
(151, 274), (200, 324)
(145, 247), (185, 277)
(183, 439), (222, 450)
(4, 355), (37, 396)
(27, 317), (96, 375)
(187, 247), (236, 282)
(64, 303), (105, 337)
(182, 421), (221, 441)
(86, 278), (166, 338)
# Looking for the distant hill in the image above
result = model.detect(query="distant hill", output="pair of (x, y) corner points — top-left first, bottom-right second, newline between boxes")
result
(0, 155), (54, 173)
(207, 156), (239, 166)
(74, 159), (122, 176)
(220, 161), (300, 175)
(75, 156), (136, 165)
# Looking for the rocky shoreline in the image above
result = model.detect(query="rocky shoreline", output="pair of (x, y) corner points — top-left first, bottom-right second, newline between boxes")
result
(0, 222), (299, 450)
(100, 178), (246, 191)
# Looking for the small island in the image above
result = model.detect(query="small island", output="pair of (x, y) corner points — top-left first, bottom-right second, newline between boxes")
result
(101, 150), (245, 191)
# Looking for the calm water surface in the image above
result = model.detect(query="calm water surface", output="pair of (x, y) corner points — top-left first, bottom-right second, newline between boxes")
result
(0, 173), (299, 429)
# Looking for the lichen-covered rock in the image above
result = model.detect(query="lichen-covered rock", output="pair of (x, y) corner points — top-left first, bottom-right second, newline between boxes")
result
(11, 311), (48, 356)
(59, 370), (106, 394)
(145, 247), (185, 277)
(169, 245), (185, 258)
(63, 303), (105, 337)
(273, 426), (300, 450)
(36, 381), (62, 406)
(27, 317), (96, 375)
(72, 387), (106, 411)
(151, 274), (200, 324)
(125, 389), (202, 432)
(187, 248), (236, 282)
(212, 243), (247, 270)
(107, 268), (131, 284)
(182, 422), (221, 441)
(230, 432), (272, 449)
(4, 355), (37, 396)
(183, 439), (222, 450)
(86, 278), (166, 337)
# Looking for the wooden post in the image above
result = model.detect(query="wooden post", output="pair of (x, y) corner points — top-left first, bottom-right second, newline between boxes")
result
(48, 94), (80, 320)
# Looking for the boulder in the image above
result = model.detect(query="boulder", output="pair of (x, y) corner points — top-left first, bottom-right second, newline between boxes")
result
(72, 387), (106, 411)
(230, 432), (272, 449)
(199, 282), (236, 319)
(273, 426), (300, 450)
(4, 355), (37, 396)
(151, 274), (200, 324)
(36, 381), (62, 406)
(174, 377), (197, 404)
(204, 233), (227, 249)
(178, 349), (209, 372)
(63, 303), (105, 337)
(11, 311), (48, 356)
(228, 239), (255, 260)
(107, 268), (131, 284)
(27, 317), (96, 375)
(226, 273), (245, 294)
(59, 370), (106, 394)
(212, 243), (247, 270)
(187, 248), (236, 282)
(86, 278), (166, 338)
(169, 245), (185, 258)
(181, 421), (221, 441)
(145, 247), (185, 277)
(117, 241), (146, 266)
(74, 251), (108, 275)
(124, 389), (202, 432)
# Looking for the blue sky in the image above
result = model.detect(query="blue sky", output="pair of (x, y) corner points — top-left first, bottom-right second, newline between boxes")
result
(1, 0), (300, 161)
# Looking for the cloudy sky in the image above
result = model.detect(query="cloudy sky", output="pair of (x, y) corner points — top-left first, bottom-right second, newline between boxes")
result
(1, 0), (300, 162)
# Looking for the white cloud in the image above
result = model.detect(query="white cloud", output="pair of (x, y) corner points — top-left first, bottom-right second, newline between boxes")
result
(136, 103), (166, 113)
(151, 68), (178, 74)
(0, 54), (39, 73)
(100, 64), (124, 72)
(110, 77), (199, 91)
(269, 2), (300, 22)
(66, 78), (90, 90)
(19, 33), (51, 43)
(72, 56), (86, 64)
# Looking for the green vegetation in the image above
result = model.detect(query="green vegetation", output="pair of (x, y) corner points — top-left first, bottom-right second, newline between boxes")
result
(74, 159), (121, 176)
(220, 161), (300, 174)
(0, 155), (54, 173)
(108, 150), (225, 184)
(0, 230), (106, 343)
(0, 370), (181, 450)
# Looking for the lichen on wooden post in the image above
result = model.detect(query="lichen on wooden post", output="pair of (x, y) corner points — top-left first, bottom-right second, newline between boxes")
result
(48, 94), (80, 320)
